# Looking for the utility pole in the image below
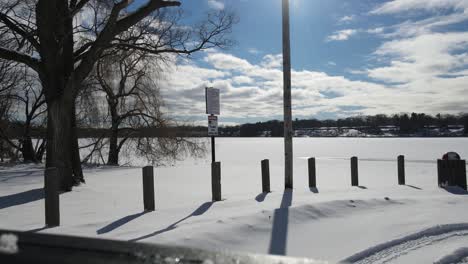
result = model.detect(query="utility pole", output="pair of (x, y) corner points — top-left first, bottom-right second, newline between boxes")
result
(282, 0), (293, 189)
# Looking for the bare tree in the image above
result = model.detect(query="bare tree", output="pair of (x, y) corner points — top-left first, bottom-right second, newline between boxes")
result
(95, 49), (155, 165)
(0, 61), (46, 163)
(0, 0), (236, 191)
(0, 60), (17, 162)
(91, 46), (205, 165)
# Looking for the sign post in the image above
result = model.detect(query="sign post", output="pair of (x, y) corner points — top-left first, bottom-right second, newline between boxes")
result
(206, 87), (220, 163)
(208, 115), (218, 163)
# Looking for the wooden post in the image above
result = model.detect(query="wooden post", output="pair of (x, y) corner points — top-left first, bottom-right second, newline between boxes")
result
(351, 156), (359, 186)
(212, 162), (221, 201)
(142, 166), (155, 211)
(45, 167), (60, 227)
(398, 155), (405, 185)
(308, 157), (316, 188)
(282, 0), (293, 189)
(261, 159), (271, 193)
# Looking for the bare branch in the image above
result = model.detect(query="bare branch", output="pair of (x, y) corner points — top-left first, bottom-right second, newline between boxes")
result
(0, 47), (39, 72)
(0, 12), (39, 50)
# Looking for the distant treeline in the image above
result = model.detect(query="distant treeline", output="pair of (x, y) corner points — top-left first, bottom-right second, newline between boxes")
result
(220, 113), (468, 137)
(3, 113), (468, 138)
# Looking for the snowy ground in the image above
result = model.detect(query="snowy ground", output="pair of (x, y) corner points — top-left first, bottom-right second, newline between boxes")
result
(1, 138), (468, 263)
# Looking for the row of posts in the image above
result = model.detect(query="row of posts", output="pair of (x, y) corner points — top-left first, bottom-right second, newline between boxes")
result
(44, 156), (406, 227)
(261, 155), (406, 191)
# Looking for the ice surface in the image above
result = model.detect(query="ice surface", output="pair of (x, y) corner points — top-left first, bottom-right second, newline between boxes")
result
(1, 138), (468, 263)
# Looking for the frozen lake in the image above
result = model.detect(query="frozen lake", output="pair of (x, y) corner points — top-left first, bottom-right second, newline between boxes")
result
(2, 137), (468, 262)
(165, 137), (468, 196)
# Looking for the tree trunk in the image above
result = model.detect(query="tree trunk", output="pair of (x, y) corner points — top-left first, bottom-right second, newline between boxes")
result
(107, 101), (119, 166)
(45, 96), (74, 192)
(20, 136), (37, 163)
(35, 139), (46, 162)
(107, 127), (119, 165)
(71, 102), (85, 183)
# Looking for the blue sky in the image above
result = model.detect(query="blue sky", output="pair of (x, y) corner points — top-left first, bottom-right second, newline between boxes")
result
(136, 0), (468, 125)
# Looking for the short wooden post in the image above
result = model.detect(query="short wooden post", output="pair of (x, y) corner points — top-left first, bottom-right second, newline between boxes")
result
(351, 156), (359, 186)
(261, 159), (271, 193)
(308, 157), (316, 188)
(398, 155), (405, 185)
(212, 162), (221, 201)
(45, 167), (60, 227)
(142, 166), (155, 211)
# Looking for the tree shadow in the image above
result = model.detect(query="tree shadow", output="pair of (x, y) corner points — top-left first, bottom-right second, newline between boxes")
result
(309, 187), (319, 193)
(443, 186), (468, 195)
(255, 192), (269, 202)
(406, 185), (422, 190)
(268, 189), (293, 256)
(0, 171), (37, 183)
(97, 211), (149, 235)
(0, 188), (44, 209)
(129, 201), (214, 242)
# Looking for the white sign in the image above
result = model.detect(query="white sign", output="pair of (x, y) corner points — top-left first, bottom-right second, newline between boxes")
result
(208, 115), (218, 136)
(205, 87), (220, 115)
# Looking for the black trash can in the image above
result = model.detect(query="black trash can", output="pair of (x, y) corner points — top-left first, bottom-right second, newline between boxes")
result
(437, 152), (467, 190)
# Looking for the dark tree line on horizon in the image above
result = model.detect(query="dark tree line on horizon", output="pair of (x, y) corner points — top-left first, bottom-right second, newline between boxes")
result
(221, 113), (468, 137)
(3, 112), (468, 139)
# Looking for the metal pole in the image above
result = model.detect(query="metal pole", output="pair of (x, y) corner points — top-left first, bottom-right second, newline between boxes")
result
(282, 0), (293, 189)
(211, 136), (215, 163)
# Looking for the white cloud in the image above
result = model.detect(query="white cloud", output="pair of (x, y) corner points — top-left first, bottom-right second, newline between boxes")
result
(232, 76), (254, 85)
(339, 15), (355, 23)
(260, 54), (283, 69)
(207, 0), (225, 10)
(371, 0), (468, 15)
(247, 48), (261, 54)
(326, 29), (358, 41)
(367, 27), (384, 34)
(368, 32), (468, 83)
(204, 53), (253, 71)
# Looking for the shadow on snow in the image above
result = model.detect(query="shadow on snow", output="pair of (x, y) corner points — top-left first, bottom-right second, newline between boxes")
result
(129, 201), (214, 242)
(97, 211), (149, 235)
(255, 192), (269, 202)
(268, 189), (292, 256)
(0, 188), (44, 210)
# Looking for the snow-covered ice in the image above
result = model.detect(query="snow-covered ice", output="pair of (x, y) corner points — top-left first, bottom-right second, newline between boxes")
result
(1, 138), (468, 263)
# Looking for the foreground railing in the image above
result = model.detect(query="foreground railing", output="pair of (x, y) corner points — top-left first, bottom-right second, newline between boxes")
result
(0, 229), (324, 264)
